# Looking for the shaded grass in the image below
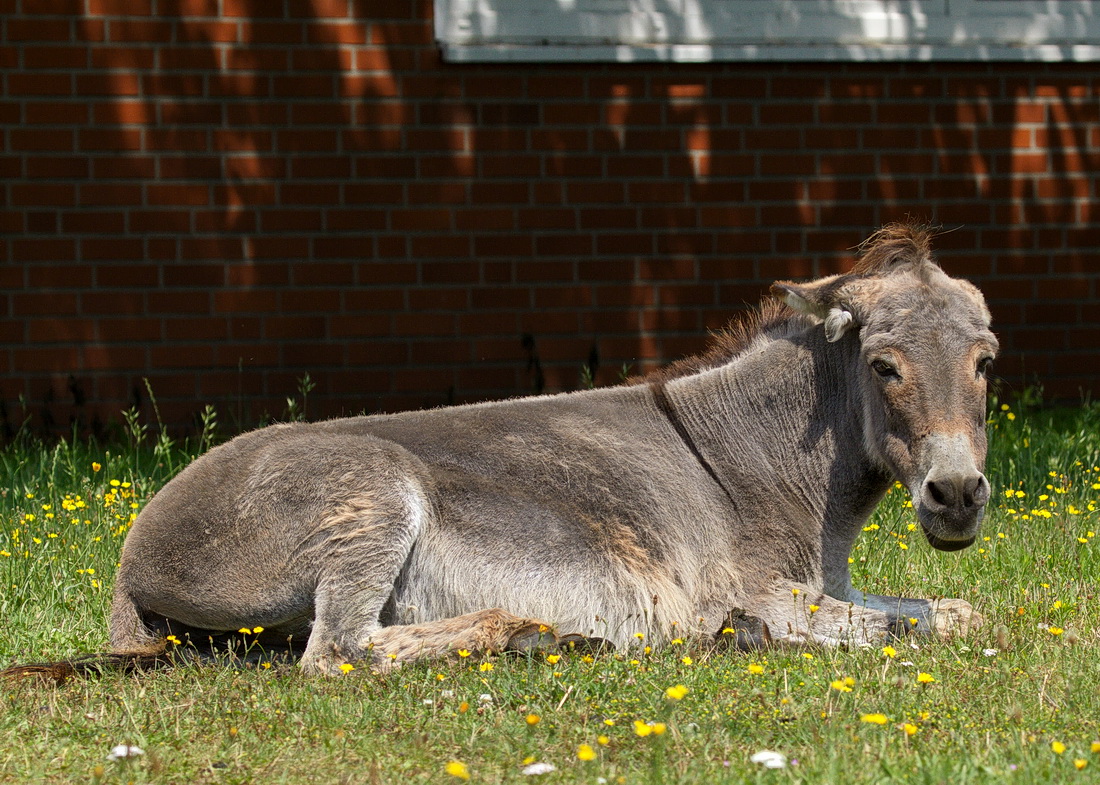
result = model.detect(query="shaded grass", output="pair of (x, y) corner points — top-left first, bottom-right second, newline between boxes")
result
(1, 400), (1099, 783)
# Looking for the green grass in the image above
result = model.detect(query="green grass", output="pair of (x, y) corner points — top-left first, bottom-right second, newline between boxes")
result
(2, 400), (1100, 783)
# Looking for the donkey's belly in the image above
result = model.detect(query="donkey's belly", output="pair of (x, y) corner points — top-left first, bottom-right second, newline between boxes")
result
(387, 523), (699, 647)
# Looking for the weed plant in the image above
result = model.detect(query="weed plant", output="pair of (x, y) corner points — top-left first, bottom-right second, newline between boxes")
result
(1, 397), (1099, 783)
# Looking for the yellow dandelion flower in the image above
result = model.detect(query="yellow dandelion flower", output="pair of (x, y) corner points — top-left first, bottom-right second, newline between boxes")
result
(651, 722), (666, 735)
(802, 653), (814, 661)
(681, 656), (693, 665)
(1052, 741), (1066, 755)
(634, 720), (652, 737)
(916, 672), (936, 684)
(92, 462), (102, 472)
(747, 663), (764, 675)
(902, 723), (918, 736)
(1091, 741), (1100, 754)
(665, 684), (689, 700)
(603, 719), (615, 726)
(166, 634), (180, 645)
(457, 649), (471, 658)
(830, 679), (852, 693)
(238, 628), (252, 635)
(338, 663), (354, 674)
(577, 744), (596, 761)
(445, 760), (470, 780)
(1049, 627), (1064, 636)
(546, 654), (561, 665)
(791, 588), (800, 596)
(597, 734), (610, 746)
(252, 626), (264, 634)
(861, 713), (889, 725)
(479, 662), (494, 672)
(808, 604), (820, 613)
(882, 645), (897, 658)
(526, 714), (540, 726)
(1075, 759), (1088, 770)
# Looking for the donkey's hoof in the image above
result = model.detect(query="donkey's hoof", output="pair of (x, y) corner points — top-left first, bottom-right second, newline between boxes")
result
(715, 609), (772, 651)
(930, 598), (981, 638)
(558, 634), (614, 654)
(504, 623), (558, 653)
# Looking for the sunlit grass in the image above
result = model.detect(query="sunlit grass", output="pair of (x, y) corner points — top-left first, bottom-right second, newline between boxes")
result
(2, 399), (1099, 783)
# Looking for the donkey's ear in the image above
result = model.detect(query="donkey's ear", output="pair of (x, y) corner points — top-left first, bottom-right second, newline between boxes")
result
(771, 274), (861, 342)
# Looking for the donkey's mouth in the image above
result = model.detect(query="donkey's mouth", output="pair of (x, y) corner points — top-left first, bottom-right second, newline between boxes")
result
(921, 527), (976, 552)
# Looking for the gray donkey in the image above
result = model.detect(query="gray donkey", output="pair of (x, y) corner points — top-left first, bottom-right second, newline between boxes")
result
(92, 223), (995, 676)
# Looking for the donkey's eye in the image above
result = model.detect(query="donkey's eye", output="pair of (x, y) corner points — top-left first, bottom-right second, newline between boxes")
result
(871, 359), (900, 380)
(977, 356), (994, 377)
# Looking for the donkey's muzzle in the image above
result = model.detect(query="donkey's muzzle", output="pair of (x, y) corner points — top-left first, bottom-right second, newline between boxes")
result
(918, 470), (989, 550)
(921, 472), (990, 518)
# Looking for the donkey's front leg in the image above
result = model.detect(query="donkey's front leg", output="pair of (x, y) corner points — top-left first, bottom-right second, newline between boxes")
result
(738, 579), (896, 648)
(846, 590), (981, 639)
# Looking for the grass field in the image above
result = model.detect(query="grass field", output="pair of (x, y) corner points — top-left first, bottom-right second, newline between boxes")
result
(1, 397), (1099, 784)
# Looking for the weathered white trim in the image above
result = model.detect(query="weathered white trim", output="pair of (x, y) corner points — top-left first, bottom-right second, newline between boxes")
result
(435, 0), (1100, 62)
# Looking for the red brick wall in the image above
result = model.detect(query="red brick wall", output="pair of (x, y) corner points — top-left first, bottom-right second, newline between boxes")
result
(3, 1), (1098, 434)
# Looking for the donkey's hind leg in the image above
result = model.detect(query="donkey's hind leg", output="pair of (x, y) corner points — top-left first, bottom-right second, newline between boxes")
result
(367, 609), (557, 671)
(298, 472), (432, 676)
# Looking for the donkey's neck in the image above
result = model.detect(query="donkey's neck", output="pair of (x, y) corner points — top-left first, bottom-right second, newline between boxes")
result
(660, 326), (891, 583)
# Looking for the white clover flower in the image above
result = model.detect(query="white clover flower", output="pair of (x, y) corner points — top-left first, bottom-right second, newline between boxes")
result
(750, 750), (787, 768)
(521, 762), (557, 775)
(106, 744), (144, 761)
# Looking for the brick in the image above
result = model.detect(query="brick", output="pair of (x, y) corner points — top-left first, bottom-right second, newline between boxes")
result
(78, 128), (143, 151)
(13, 292), (79, 317)
(26, 157), (89, 179)
(308, 22), (367, 45)
(147, 184), (210, 206)
(11, 184), (77, 207)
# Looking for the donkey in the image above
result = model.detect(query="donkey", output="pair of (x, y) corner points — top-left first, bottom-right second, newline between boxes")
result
(62, 223), (999, 676)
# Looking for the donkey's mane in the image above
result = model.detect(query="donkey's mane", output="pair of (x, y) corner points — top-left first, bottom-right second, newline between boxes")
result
(640, 298), (813, 384)
(642, 221), (939, 384)
(853, 222), (939, 276)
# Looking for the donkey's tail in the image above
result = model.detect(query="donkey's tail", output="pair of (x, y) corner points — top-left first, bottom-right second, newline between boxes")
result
(3, 584), (174, 684)
(0, 648), (172, 685)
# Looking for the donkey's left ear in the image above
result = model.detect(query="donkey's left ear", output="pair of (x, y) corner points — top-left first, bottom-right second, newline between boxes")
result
(771, 274), (861, 343)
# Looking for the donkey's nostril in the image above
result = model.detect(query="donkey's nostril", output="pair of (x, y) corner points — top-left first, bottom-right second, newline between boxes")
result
(968, 474), (990, 508)
(925, 479), (950, 509)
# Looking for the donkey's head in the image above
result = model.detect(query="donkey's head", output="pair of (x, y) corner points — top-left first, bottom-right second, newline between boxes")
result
(773, 224), (998, 551)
